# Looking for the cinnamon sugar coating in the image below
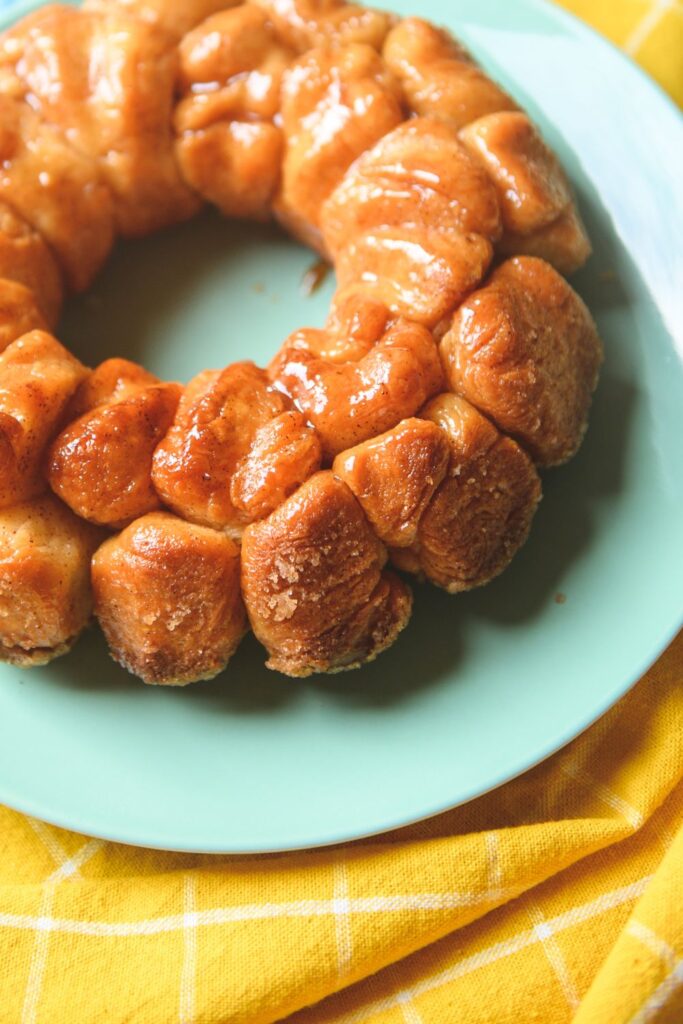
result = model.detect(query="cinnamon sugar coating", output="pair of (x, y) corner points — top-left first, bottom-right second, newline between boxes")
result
(0, 331), (88, 508)
(333, 418), (450, 547)
(241, 472), (412, 676)
(92, 512), (247, 685)
(0, 279), (47, 355)
(383, 17), (517, 129)
(47, 359), (181, 528)
(439, 257), (603, 466)
(0, 494), (103, 666)
(270, 318), (444, 461)
(391, 394), (542, 592)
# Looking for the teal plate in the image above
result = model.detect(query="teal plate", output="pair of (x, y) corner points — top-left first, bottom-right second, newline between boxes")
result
(0, 0), (681, 852)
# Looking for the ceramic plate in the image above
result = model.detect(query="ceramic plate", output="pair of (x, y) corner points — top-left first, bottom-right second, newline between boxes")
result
(0, 0), (681, 852)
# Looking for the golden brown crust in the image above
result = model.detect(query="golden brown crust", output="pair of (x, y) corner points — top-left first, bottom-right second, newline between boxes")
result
(390, 393), (542, 592)
(241, 471), (412, 676)
(251, 0), (395, 54)
(383, 17), (517, 129)
(270, 318), (444, 461)
(230, 411), (322, 520)
(332, 418), (450, 547)
(0, 331), (89, 508)
(320, 118), (501, 324)
(0, 278), (47, 355)
(321, 118), (503, 259)
(0, 202), (63, 326)
(0, 95), (115, 292)
(82, 0), (239, 42)
(0, 4), (200, 238)
(176, 122), (284, 221)
(439, 256), (604, 466)
(497, 206), (592, 277)
(276, 43), (404, 246)
(91, 512), (247, 685)
(0, 494), (103, 665)
(325, 290), (391, 358)
(152, 361), (293, 533)
(334, 227), (493, 329)
(460, 112), (591, 273)
(177, 7), (293, 124)
(174, 6), (291, 220)
(47, 359), (181, 527)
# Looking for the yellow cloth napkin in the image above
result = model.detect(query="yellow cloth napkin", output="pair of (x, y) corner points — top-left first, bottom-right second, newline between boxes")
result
(554, 0), (683, 104)
(1, 3), (682, 1023)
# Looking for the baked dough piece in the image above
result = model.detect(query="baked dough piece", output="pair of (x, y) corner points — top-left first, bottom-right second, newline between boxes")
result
(439, 256), (603, 466)
(276, 42), (404, 249)
(47, 359), (181, 528)
(0, 494), (103, 666)
(333, 227), (494, 331)
(391, 394), (542, 592)
(0, 96), (115, 292)
(460, 112), (591, 273)
(321, 118), (502, 255)
(152, 361), (321, 533)
(0, 331), (89, 508)
(384, 17), (517, 129)
(320, 118), (501, 326)
(0, 279), (47, 354)
(497, 207), (593, 276)
(324, 291), (391, 359)
(229, 410), (323, 520)
(251, 0), (395, 53)
(0, 4), (200, 238)
(83, 0), (239, 40)
(269, 318), (444, 460)
(177, 6), (293, 126)
(0, 202), (63, 326)
(332, 418), (450, 547)
(175, 6), (292, 218)
(92, 512), (247, 685)
(241, 471), (412, 676)
(281, 291), (392, 365)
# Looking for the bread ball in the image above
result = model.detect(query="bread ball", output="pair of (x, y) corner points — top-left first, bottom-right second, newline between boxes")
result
(0, 202), (63, 326)
(0, 495), (103, 666)
(0, 331), (89, 508)
(47, 359), (181, 528)
(460, 112), (591, 273)
(241, 471), (412, 676)
(152, 361), (314, 534)
(439, 257), (603, 466)
(0, 4), (200, 237)
(333, 418), (450, 547)
(391, 393), (542, 591)
(384, 17), (517, 129)
(92, 512), (247, 685)
(277, 42), (404, 247)
(270, 318), (444, 461)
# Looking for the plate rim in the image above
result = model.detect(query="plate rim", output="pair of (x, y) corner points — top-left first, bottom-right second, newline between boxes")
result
(0, 0), (681, 853)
